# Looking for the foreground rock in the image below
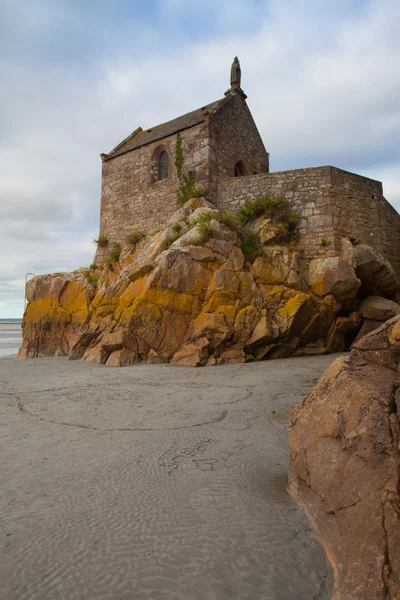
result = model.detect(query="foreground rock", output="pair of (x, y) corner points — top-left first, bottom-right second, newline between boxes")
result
(288, 316), (400, 599)
(19, 198), (400, 366)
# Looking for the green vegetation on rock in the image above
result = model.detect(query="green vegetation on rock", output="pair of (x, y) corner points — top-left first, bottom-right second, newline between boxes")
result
(94, 234), (109, 247)
(105, 243), (122, 271)
(126, 230), (145, 246)
(175, 133), (206, 206)
(241, 230), (264, 262)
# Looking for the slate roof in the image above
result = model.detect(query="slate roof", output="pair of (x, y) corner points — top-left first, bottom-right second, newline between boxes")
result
(105, 97), (227, 160)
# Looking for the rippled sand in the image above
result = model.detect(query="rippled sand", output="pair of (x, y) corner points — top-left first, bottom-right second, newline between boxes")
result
(0, 355), (336, 600)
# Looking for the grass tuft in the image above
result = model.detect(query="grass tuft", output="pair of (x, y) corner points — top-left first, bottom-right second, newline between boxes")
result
(83, 268), (98, 288)
(94, 234), (108, 247)
(126, 230), (145, 246)
(238, 196), (287, 226)
(105, 243), (121, 270)
(216, 211), (241, 234)
(241, 231), (264, 263)
(171, 222), (182, 234)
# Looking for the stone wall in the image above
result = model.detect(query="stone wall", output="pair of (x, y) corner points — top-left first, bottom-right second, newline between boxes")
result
(331, 168), (400, 278)
(217, 166), (336, 261)
(217, 166), (400, 275)
(95, 121), (210, 262)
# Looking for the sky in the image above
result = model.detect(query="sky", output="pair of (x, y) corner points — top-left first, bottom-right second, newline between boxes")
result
(1, 0), (399, 318)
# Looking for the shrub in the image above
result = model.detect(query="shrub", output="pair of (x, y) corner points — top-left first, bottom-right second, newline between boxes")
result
(86, 273), (98, 288)
(320, 237), (331, 247)
(238, 196), (287, 226)
(105, 243), (121, 270)
(216, 211), (241, 234)
(196, 220), (212, 245)
(126, 230), (145, 246)
(190, 187), (208, 199)
(94, 234), (108, 247)
(284, 212), (301, 236)
(89, 263), (97, 271)
(105, 258), (114, 271)
(109, 243), (121, 262)
(241, 230), (264, 263)
(82, 267), (98, 288)
(196, 212), (212, 225)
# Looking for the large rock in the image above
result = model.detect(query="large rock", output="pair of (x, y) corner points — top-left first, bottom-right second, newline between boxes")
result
(18, 273), (94, 359)
(244, 215), (288, 244)
(326, 312), (361, 352)
(354, 244), (400, 298)
(352, 318), (386, 346)
(359, 295), (400, 321)
(309, 257), (361, 302)
(19, 198), (400, 367)
(288, 316), (400, 599)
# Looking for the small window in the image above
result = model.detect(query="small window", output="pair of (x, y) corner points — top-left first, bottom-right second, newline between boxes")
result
(159, 151), (169, 180)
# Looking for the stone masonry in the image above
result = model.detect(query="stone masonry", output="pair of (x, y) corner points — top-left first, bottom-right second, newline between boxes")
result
(218, 166), (400, 278)
(94, 58), (400, 277)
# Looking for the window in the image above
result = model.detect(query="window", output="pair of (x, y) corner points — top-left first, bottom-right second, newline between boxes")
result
(234, 161), (245, 177)
(159, 151), (169, 180)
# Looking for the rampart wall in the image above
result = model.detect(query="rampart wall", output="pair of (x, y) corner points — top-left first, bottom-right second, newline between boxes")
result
(217, 166), (400, 276)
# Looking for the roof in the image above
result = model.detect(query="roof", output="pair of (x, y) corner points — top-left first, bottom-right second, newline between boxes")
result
(105, 96), (230, 160)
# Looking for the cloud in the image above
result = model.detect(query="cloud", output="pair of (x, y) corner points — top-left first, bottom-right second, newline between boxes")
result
(0, 0), (399, 317)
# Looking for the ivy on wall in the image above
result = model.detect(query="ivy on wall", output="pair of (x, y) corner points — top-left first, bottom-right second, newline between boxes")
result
(175, 133), (203, 207)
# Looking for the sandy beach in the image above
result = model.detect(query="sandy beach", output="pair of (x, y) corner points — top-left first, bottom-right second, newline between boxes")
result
(0, 355), (336, 600)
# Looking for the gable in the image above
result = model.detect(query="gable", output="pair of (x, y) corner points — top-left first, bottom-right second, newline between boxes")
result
(105, 99), (223, 161)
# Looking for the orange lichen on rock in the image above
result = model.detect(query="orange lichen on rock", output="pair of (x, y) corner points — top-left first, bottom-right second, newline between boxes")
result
(19, 198), (400, 366)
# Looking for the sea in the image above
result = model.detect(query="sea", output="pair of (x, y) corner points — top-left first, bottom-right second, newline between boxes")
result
(0, 319), (23, 358)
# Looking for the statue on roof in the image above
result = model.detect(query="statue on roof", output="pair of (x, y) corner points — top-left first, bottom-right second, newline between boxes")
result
(230, 57), (241, 88)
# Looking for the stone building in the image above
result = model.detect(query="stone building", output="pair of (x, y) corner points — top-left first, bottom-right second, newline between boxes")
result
(95, 58), (400, 277)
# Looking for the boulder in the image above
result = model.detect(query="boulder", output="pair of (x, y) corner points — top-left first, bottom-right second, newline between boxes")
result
(352, 318), (383, 345)
(288, 315), (400, 600)
(171, 337), (209, 367)
(354, 244), (400, 298)
(309, 257), (361, 301)
(18, 274), (92, 359)
(217, 348), (246, 364)
(359, 295), (400, 321)
(243, 215), (288, 244)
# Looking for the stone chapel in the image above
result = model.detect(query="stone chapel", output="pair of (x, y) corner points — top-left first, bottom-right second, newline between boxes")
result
(96, 58), (400, 277)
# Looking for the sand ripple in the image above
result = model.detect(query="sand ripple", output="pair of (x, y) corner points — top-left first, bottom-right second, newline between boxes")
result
(0, 356), (335, 600)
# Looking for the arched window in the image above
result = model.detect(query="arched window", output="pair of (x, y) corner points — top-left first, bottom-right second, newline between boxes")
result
(159, 151), (169, 180)
(234, 161), (245, 177)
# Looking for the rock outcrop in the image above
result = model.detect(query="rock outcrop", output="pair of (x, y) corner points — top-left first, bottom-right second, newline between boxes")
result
(19, 198), (400, 366)
(288, 316), (400, 599)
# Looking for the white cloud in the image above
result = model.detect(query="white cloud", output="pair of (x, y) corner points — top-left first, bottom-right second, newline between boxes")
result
(0, 0), (399, 317)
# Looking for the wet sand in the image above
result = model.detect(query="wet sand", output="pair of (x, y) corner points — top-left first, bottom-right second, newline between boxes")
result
(0, 355), (337, 600)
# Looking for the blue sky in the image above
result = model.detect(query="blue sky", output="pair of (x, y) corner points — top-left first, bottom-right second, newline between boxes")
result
(1, 0), (399, 317)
